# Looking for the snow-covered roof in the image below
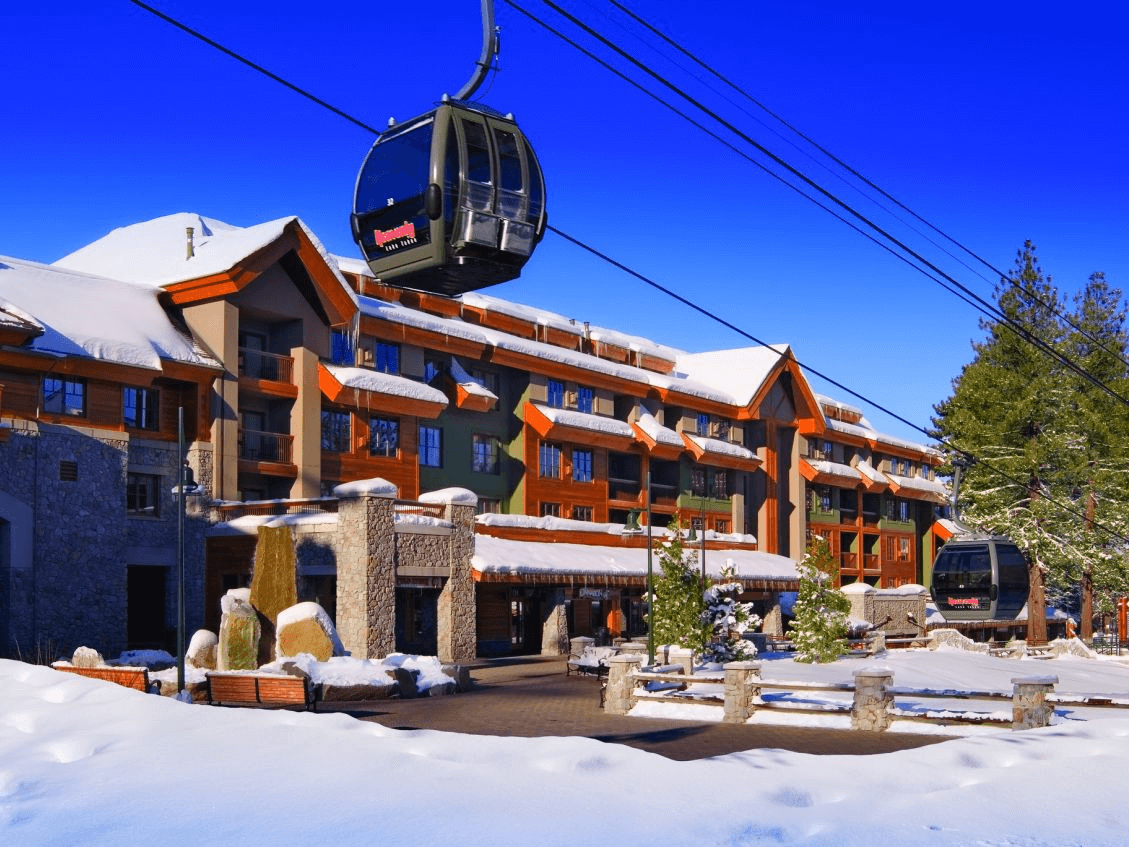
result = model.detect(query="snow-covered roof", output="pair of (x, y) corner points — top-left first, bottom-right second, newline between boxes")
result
(472, 534), (797, 581)
(359, 296), (733, 404)
(674, 345), (791, 406)
(856, 459), (886, 485)
(55, 213), (356, 311)
(683, 433), (758, 461)
(813, 393), (865, 420)
(324, 363), (448, 406)
(887, 473), (949, 498)
(805, 459), (862, 483)
(634, 405), (683, 447)
(0, 256), (220, 371)
(449, 358), (499, 403)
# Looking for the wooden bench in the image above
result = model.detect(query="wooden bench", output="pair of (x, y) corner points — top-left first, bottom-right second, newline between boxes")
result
(52, 663), (154, 693)
(206, 672), (317, 711)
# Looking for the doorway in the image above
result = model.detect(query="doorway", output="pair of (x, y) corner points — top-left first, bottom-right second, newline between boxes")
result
(127, 565), (168, 650)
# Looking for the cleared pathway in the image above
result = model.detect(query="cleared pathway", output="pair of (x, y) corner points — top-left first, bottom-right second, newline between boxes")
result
(353, 655), (948, 761)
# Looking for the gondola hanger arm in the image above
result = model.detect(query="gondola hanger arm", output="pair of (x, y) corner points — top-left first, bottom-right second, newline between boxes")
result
(452, 0), (499, 101)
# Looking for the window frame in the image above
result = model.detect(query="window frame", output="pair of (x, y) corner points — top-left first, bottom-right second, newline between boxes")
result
(126, 472), (161, 517)
(539, 441), (561, 478)
(368, 416), (400, 458)
(419, 425), (443, 468)
(123, 386), (159, 431)
(321, 409), (351, 453)
(43, 376), (86, 417)
(576, 386), (594, 414)
(375, 342), (400, 375)
(472, 434), (501, 474)
(571, 448), (593, 483)
(547, 379), (565, 409)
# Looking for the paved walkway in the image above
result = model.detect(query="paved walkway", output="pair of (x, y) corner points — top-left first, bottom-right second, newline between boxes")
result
(351, 656), (949, 761)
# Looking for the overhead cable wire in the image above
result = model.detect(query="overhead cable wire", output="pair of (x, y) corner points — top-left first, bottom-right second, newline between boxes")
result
(524, 0), (1129, 409)
(608, 0), (1129, 374)
(126, 0), (1129, 544)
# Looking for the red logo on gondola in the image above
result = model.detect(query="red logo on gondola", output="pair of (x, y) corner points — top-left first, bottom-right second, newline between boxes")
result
(946, 597), (981, 607)
(373, 221), (417, 250)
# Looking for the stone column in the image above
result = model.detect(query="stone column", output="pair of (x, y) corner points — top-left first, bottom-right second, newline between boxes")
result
(424, 488), (478, 664)
(852, 669), (894, 731)
(762, 597), (784, 637)
(334, 481), (396, 659)
(541, 588), (570, 656)
(723, 661), (761, 724)
(1012, 675), (1058, 730)
(603, 654), (642, 715)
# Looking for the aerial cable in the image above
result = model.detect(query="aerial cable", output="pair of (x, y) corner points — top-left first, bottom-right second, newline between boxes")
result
(609, 0), (1129, 374)
(525, 0), (1129, 409)
(125, 0), (1129, 544)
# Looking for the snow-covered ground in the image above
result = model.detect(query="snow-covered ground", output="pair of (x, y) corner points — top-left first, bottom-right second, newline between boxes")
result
(4, 648), (1129, 846)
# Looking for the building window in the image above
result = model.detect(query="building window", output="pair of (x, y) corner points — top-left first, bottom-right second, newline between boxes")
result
(470, 368), (500, 409)
(540, 502), (561, 518)
(572, 449), (593, 482)
(696, 412), (710, 436)
(691, 466), (707, 497)
(321, 410), (351, 452)
(811, 485), (832, 512)
(920, 462), (930, 479)
(43, 376), (85, 417)
(898, 499), (910, 522)
(577, 386), (594, 414)
(691, 516), (704, 532)
(547, 379), (565, 408)
(477, 498), (501, 515)
(711, 470), (729, 499)
(715, 519), (729, 534)
(375, 342), (400, 375)
(571, 505), (593, 521)
(123, 387), (159, 431)
(472, 434), (500, 474)
(539, 442), (561, 478)
(419, 425), (442, 467)
(126, 472), (160, 517)
(369, 416), (399, 457)
(424, 354), (445, 384)
(330, 330), (354, 366)
(897, 537), (911, 561)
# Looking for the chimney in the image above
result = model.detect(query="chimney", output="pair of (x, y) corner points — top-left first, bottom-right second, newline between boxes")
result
(186, 227), (195, 259)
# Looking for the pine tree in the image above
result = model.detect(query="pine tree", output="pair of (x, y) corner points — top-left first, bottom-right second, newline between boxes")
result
(647, 515), (709, 652)
(791, 536), (850, 664)
(933, 243), (1129, 641)
(699, 564), (762, 663)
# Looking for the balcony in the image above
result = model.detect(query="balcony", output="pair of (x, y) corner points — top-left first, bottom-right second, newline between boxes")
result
(239, 348), (296, 397)
(608, 477), (642, 504)
(240, 429), (294, 465)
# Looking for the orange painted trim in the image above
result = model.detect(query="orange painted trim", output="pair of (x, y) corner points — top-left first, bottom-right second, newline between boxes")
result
(524, 402), (635, 451)
(454, 382), (497, 413)
(237, 459), (297, 478)
(238, 375), (299, 399)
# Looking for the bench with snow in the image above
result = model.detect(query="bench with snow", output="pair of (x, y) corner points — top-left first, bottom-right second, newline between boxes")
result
(205, 672), (317, 711)
(52, 663), (154, 693)
(567, 646), (618, 678)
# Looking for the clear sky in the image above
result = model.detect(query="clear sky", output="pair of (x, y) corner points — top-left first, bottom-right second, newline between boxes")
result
(3, 2), (1125, 445)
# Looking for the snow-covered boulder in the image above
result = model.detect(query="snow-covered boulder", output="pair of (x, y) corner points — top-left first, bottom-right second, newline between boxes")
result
(217, 589), (260, 670)
(275, 602), (345, 662)
(186, 630), (217, 670)
(72, 646), (104, 668)
(928, 627), (989, 653)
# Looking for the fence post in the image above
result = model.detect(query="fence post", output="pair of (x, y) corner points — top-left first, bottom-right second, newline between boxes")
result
(852, 669), (894, 731)
(723, 661), (761, 723)
(1011, 675), (1058, 729)
(603, 654), (642, 715)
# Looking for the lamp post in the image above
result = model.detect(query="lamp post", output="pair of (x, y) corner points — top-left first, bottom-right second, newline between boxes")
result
(699, 503), (706, 581)
(644, 470), (654, 666)
(176, 406), (186, 694)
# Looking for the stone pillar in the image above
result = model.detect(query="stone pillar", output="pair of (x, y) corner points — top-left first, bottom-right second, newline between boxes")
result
(334, 481), (396, 659)
(1012, 675), (1058, 730)
(424, 489), (478, 664)
(723, 661), (761, 724)
(852, 669), (894, 731)
(541, 588), (570, 656)
(603, 654), (642, 715)
(762, 597), (784, 637)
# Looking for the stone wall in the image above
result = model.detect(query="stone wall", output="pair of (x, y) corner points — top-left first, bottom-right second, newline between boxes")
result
(842, 583), (928, 638)
(334, 492), (396, 660)
(0, 420), (208, 659)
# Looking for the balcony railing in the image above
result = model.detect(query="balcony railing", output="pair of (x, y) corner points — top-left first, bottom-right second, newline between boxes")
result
(394, 500), (447, 520)
(239, 348), (294, 384)
(215, 498), (337, 520)
(240, 429), (294, 464)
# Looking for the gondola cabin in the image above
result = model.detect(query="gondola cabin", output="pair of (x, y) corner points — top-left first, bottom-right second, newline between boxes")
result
(929, 535), (1029, 621)
(351, 100), (546, 297)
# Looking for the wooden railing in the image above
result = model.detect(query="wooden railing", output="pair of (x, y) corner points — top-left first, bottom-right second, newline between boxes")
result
(240, 429), (294, 463)
(394, 499), (446, 520)
(239, 348), (294, 384)
(214, 498), (338, 520)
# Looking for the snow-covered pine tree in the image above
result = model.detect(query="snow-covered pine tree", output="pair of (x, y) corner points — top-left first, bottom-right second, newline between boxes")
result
(791, 535), (850, 664)
(699, 564), (762, 663)
(647, 515), (709, 653)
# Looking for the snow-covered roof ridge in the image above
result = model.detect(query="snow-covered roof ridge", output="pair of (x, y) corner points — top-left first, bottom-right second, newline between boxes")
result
(674, 344), (797, 407)
(324, 363), (448, 406)
(0, 256), (221, 370)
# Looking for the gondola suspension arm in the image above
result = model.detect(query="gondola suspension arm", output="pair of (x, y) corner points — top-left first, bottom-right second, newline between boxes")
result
(452, 0), (499, 101)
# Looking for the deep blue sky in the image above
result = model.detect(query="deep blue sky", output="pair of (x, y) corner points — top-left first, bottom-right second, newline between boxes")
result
(3, 2), (1126, 444)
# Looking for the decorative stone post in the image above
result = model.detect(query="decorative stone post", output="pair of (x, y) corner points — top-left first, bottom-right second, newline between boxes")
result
(852, 668), (894, 731)
(333, 479), (397, 660)
(422, 488), (478, 664)
(1012, 675), (1058, 729)
(603, 654), (642, 715)
(723, 661), (761, 724)
(541, 588), (570, 655)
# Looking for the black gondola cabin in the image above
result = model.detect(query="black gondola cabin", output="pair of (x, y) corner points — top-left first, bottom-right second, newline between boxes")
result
(351, 100), (546, 297)
(930, 535), (1029, 621)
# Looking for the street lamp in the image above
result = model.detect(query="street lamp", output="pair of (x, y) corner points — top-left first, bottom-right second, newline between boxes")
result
(174, 406), (203, 695)
(622, 469), (655, 666)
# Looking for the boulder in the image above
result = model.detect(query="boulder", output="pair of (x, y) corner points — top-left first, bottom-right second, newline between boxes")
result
(321, 678), (399, 702)
(217, 590), (261, 670)
(442, 664), (473, 693)
(275, 602), (345, 662)
(186, 630), (217, 670)
(928, 628), (989, 654)
(72, 646), (104, 668)
(393, 666), (419, 699)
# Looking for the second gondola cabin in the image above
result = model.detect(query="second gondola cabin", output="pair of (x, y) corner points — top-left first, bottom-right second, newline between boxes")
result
(352, 99), (546, 297)
(929, 534), (1029, 621)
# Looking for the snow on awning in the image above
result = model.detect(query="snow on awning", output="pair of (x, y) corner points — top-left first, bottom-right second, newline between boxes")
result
(448, 357), (499, 412)
(631, 405), (684, 459)
(681, 433), (761, 471)
(855, 459), (889, 492)
(886, 473), (949, 504)
(320, 362), (447, 419)
(525, 403), (635, 450)
(800, 458), (863, 488)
